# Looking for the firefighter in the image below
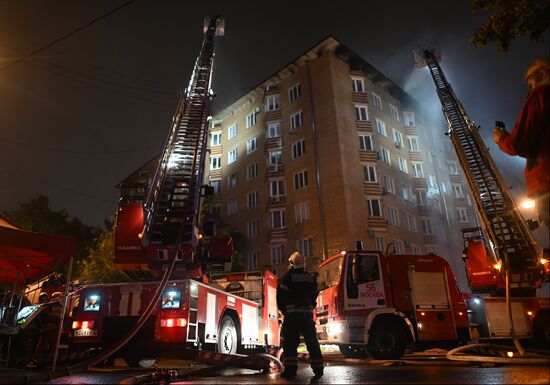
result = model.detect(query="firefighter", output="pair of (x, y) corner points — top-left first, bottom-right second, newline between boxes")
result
(29, 292), (62, 367)
(277, 251), (324, 378)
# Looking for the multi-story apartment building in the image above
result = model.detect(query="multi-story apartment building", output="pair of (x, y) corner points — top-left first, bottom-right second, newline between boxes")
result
(202, 36), (477, 287)
(119, 36), (478, 290)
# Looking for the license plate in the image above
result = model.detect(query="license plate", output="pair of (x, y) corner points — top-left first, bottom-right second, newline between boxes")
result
(74, 329), (98, 337)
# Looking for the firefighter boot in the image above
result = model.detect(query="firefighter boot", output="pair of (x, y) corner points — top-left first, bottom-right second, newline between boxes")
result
(313, 367), (324, 378)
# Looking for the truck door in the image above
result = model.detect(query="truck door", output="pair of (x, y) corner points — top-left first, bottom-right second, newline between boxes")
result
(344, 253), (386, 310)
(409, 269), (457, 341)
(262, 271), (280, 347)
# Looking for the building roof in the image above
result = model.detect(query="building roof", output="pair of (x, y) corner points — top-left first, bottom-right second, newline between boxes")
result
(213, 35), (416, 121)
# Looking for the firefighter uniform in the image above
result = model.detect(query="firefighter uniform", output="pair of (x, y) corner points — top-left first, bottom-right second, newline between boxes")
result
(277, 252), (323, 378)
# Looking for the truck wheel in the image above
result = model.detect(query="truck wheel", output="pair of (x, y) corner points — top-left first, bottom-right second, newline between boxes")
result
(218, 316), (238, 354)
(366, 321), (406, 360)
(338, 344), (368, 358)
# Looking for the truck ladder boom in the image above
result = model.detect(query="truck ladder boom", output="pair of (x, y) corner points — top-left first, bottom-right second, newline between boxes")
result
(143, 16), (224, 246)
(417, 48), (537, 274)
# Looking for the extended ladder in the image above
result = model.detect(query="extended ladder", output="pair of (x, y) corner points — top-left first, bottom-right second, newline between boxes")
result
(143, 17), (224, 246)
(413, 45), (538, 281)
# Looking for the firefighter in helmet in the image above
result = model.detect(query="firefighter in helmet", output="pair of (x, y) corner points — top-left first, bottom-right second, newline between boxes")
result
(277, 251), (324, 378)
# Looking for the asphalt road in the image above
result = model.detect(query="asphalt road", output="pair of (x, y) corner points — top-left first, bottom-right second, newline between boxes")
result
(34, 360), (549, 384)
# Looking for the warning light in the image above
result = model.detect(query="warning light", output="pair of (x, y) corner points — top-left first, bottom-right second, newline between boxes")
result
(420, 312), (426, 316)
(507, 351), (514, 358)
(527, 311), (533, 317)
(160, 318), (187, 328)
(458, 311), (463, 316)
(521, 199), (535, 209)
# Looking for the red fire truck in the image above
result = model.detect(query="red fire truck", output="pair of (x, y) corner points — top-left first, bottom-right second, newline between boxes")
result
(315, 248), (471, 359)
(69, 16), (280, 365)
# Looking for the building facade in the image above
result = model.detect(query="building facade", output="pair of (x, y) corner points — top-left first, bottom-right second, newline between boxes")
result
(203, 36), (477, 287)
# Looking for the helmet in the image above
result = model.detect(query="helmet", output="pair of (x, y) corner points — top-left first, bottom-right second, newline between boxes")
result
(524, 58), (550, 85)
(288, 251), (305, 269)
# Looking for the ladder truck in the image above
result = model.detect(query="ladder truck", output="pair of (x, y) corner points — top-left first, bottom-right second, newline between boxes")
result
(413, 44), (549, 346)
(67, 17), (279, 366)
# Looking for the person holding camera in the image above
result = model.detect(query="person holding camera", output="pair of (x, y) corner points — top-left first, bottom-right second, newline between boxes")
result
(493, 58), (549, 230)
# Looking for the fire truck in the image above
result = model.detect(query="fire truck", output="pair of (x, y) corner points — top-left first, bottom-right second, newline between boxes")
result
(68, 16), (280, 365)
(315, 45), (549, 359)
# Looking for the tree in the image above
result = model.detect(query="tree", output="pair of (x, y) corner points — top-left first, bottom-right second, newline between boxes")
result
(78, 227), (127, 284)
(470, 0), (550, 53)
(8, 195), (101, 260)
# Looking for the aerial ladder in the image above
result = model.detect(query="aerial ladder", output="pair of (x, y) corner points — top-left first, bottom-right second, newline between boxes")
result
(114, 16), (230, 279)
(413, 44), (540, 295)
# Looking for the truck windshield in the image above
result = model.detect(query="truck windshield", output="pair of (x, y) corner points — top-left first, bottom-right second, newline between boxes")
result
(318, 256), (343, 291)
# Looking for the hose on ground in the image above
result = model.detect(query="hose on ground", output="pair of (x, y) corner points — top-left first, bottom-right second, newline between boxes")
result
(446, 343), (550, 365)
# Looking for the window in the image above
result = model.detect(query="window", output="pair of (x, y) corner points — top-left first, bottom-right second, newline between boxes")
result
(404, 111), (415, 126)
(415, 190), (428, 206)
(372, 93), (382, 109)
(210, 179), (221, 194)
(457, 207), (469, 223)
(292, 139), (306, 159)
(406, 213), (417, 232)
(393, 129), (403, 147)
(428, 174), (437, 189)
(211, 132), (221, 146)
(421, 219), (433, 235)
(449, 161), (460, 175)
(388, 207), (399, 226)
(402, 184), (412, 201)
(290, 111), (303, 130)
(398, 157), (408, 173)
(248, 251), (259, 269)
(297, 238), (313, 257)
(295, 202), (310, 223)
(246, 137), (257, 154)
(374, 235), (384, 251)
(355, 105), (369, 121)
(411, 245), (421, 255)
(453, 183), (464, 197)
(210, 156), (221, 170)
(227, 200), (238, 216)
(359, 134), (373, 150)
(268, 150), (282, 165)
(246, 111), (257, 128)
(247, 163), (258, 180)
(228, 123), (238, 140)
(407, 136), (419, 151)
(266, 95), (279, 111)
(288, 84), (301, 102)
(247, 191), (258, 208)
(375, 118), (387, 136)
(294, 170), (308, 190)
(352, 77), (365, 93)
(412, 162), (424, 178)
(383, 175), (395, 194)
(363, 165), (377, 182)
(228, 172), (237, 188)
(270, 179), (285, 197)
(393, 239), (403, 254)
(270, 209), (285, 229)
(379, 147), (391, 165)
(389, 104), (400, 121)
(367, 199), (382, 217)
(271, 244), (285, 265)
(228, 147), (238, 164)
(267, 122), (281, 138)
(247, 219), (259, 238)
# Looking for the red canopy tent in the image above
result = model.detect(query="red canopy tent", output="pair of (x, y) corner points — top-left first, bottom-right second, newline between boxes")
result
(0, 216), (77, 284)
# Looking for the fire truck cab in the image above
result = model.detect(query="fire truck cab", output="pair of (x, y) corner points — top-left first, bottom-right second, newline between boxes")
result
(315, 249), (470, 359)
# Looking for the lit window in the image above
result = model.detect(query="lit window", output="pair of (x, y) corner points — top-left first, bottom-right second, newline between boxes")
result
(228, 123), (238, 140)
(161, 290), (180, 309)
(83, 295), (101, 312)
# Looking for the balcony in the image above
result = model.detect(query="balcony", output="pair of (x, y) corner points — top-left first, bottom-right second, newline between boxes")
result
(356, 120), (373, 131)
(268, 228), (288, 240)
(265, 109), (281, 121)
(409, 151), (422, 162)
(267, 196), (286, 207)
(363, 182), (381, 196)
(359, 150), (378, 162)
(351, 92), (369, 103)
(265, 137), (282, 150)
(367, 217), (387, 230)
(404, 125), (417, 136)
(266, 164), (284, 177)
(413, 178), (428, 190)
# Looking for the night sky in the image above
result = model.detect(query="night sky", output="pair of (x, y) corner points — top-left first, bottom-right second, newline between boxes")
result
(0, 1), (548, 228)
